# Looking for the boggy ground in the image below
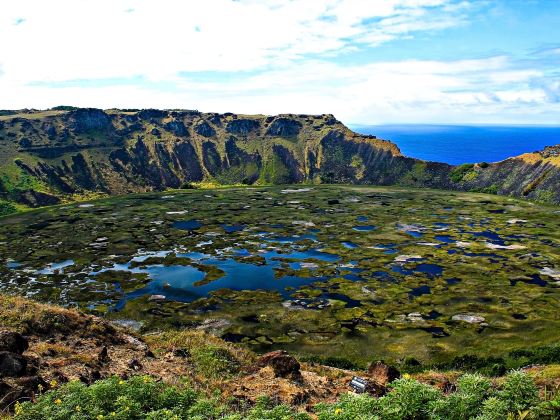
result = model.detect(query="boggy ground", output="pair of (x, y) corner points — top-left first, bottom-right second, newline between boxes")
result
(0, 185), (559, 366)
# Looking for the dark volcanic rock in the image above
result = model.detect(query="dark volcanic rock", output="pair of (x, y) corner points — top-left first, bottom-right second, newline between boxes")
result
(266, 118), (302, 137)
(164, 120), (189, 137)
(16, 190), (61, 207)
(0, 352), (27, 377)
(195, 120), (216, 137)
(138, 109), (168, 120)
(65, 108), (112, 133)
(367, 361), (401, 386)
(226, 119), (260, 136)
(0, 331), (28, 355)
(150, 127), (161, 138)
(256, 350), (302, 380)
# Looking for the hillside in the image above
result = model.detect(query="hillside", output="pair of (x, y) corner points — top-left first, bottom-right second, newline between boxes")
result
(1, 108), (559, 213)
(1, 294), (560, 418)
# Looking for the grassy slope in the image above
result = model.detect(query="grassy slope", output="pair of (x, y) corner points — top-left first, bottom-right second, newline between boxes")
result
(1, 294), (559, 418)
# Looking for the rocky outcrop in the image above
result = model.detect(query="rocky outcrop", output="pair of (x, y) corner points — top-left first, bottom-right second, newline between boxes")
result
(256, 350), (302, 381)
(226, 119), (260, 136)
(266, 117), (302, 137)
(15, 190), (61, 207)
(367, 361), (401, 386)
(195, 120), (216, 137)
(0, 331), (29, 355)
(64, 108), (112, 133)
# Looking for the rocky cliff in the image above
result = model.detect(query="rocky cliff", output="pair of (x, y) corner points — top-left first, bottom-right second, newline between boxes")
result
(0, 108), (559, 209)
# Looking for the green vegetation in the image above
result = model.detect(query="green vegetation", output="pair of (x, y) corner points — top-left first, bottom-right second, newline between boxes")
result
(0, 199), (17, 216)
(449, 163), (476, 183)
(316, 371), (558, 420)
(1, 185), (559, 366)
(14, 371), (560, 419)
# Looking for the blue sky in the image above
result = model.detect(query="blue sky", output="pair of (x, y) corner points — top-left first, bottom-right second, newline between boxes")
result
(0, 0), (559, 124)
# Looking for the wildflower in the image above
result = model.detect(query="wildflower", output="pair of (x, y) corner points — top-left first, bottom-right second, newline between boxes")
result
(76, 405), (81, 412)
(55, 399), (62, 405)
(119, 380), (125, 385)
(335, 408), (342, 415)
(403, 373), (411, 379)
(14, 402), (23, 415)
(37, 384), (43, 392)
(50, 379), (58, 388)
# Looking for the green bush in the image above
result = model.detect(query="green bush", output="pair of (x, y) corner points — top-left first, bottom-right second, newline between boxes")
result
(13, 371), (559, 420)
(15, 376), (199, 420)
(239, 396), (310, 420)
(476, 396), (510, 420)
(379, 378), (441, 419)
(315, 393), (379, 420)
(430, 374), (493, 419)
(0, 200), (17, 216)
(450, 163), (475, 183)
(499, 370), (538, 413)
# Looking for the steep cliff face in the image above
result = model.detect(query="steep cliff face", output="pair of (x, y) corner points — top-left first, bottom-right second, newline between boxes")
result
(0, 108), (559, 209)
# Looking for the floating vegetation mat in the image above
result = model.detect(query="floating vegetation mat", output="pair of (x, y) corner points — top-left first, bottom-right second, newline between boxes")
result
(1, 185), (559, 364)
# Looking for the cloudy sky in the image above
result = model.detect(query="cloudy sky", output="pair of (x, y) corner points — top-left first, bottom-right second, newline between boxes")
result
(0, 0), (559, 124)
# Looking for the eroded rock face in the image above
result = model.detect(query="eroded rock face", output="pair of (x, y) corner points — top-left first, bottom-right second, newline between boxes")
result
(195, 120), (216, 137)
(226, 119), (260, 136)
(367, 361), (401, 386)
(257, 350), (302, 380)
(138, 109), (168, 120)
(164, 120), (189, 137)
(266, 118), (302, 137)
(16, 190), (61, 207)
(0, 351), (27, 377)
(2, 108), (559, 207)
(65, 108), (112, 133)
(0, 331), (28, 355)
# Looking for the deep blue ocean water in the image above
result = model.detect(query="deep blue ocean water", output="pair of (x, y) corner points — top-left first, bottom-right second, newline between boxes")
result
(350, 125), (560, 165)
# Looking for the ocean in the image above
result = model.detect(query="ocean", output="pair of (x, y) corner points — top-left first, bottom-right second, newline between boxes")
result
(350, 124), (560, 165)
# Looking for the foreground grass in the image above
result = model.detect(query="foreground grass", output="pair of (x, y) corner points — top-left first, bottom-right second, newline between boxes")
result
(12, 371), (560, 419)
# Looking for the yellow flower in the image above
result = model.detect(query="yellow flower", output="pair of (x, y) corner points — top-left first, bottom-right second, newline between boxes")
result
(50, 379), (58, 388)
(111, 412), (116, 417)
(403, 373), (411, 379)
(14, 402), (23, 415)
(119, 380), (125, 385)
(335, 408), (342, 415)
(75, 405), (81, 412)
(55, 399), (62, 405)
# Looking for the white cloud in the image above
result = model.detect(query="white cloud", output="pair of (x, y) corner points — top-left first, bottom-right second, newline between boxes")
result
(0, 0), (557, 123)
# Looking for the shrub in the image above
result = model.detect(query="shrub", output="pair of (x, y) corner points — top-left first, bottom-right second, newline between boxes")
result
(14, 376), (200, 419)
(242, 396), (310, 420)
(476, 396), (510, 420)
(430, 374), (493, 419)
(0, 200), (17, 216)
(378, 378), (441, 419)
(498, 370), (538, 413)
(315, 393), (379, 420)
(450, 163), (475, 183)
(479, 162), (489, 168)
